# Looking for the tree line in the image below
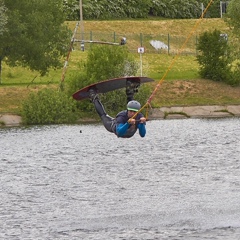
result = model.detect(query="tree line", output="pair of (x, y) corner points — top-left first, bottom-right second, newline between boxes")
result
(64, 0), (226, 20)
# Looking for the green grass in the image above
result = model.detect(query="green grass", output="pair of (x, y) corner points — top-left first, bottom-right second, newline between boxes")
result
(1, 51), (88, 86)
(142, 54), (199, 80)
(1, 52), (198, 85)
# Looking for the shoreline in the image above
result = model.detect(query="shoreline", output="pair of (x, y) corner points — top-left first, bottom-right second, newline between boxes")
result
(1, 105), (240, 127)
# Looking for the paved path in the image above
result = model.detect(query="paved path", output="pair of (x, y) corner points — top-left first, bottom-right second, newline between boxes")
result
(0, 114), (22, 127)
(1, 105), (240, 127)
(149, 105), (240, 119)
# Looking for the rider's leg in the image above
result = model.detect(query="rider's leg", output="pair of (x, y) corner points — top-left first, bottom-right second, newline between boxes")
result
(89, 89), (115, 133)
(126, 80), (140, 103)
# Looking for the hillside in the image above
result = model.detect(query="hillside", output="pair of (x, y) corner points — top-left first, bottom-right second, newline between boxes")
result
(67, 18), (230, 36)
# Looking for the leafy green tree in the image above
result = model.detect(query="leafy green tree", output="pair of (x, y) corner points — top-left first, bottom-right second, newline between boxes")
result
(63, 0), (79, 20)
(151, 0), (201, 18)
(170, 0), (201, 19)
(124, 0), (152, 18)
(82, 0), (152, 19)
(224, 0), (240, 85)
(64, 0), (222, 20)
(0, 0), (71, 83)
(85, 45), (138, 82)
(196, 29), (231, 82)
(196, 0), (222, 18)
(0, 0), (7, 35)
(225, 0), (240, 36)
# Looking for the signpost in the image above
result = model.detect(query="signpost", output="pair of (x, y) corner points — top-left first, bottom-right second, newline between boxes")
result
(138, 47), (144, 76)
(79, 0), (84, 51)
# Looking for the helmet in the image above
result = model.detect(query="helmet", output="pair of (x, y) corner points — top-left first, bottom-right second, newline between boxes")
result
(127, 100), (141, 112)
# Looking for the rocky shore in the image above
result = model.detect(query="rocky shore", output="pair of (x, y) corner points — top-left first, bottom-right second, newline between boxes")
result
(1, 105), (240, 127)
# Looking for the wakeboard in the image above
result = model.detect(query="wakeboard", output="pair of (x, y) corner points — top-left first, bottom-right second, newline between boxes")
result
(72, 76), (154, 101)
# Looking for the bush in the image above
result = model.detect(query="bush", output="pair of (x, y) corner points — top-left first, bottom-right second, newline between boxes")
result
(196, 29), (231, 82)
(21, 88), (78, 125)
(85, 45), (138, 82)
(227, 60), (240, 86)
(67, 71), (96, 116)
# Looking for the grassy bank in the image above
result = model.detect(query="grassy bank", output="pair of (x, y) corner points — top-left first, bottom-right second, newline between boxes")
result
(1, 18), (240, 114)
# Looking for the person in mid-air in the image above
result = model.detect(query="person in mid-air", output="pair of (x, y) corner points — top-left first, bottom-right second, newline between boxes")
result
(88, 81), (146, 138)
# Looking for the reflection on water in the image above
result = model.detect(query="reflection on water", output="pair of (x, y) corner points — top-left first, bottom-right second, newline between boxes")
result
(1, 118), (240, 239)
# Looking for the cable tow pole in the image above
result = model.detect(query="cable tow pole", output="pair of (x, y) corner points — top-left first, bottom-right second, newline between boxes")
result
(129, 0), (215, 121)
(60, 22), (80, 88)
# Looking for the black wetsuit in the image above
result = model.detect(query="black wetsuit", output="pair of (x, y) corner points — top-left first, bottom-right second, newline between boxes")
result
(93, 99), (146, 138)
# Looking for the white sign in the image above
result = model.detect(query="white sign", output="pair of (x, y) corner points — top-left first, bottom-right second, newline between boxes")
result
(138, 47), (145, 54)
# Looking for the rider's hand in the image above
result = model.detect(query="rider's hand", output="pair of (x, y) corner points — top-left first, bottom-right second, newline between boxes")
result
(128, 118), (136, 125)
(140, 117), (146, 123)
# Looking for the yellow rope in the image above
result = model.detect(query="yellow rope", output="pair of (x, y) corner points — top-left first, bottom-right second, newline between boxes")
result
(129, 0), (215, 121)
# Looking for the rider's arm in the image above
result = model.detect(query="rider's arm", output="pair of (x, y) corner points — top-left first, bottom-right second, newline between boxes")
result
(138, 123), (146, 137)
(116, 123), (129, 137)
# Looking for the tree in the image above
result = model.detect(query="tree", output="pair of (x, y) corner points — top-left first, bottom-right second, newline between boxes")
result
(196, 29), (231, 82)
(0, 0), (7, 35)
(0, 0), (71, 84)
(85, 45), (138, 82)
(150, 0), (201, 18)
(82, 0), (151, 19)
(225, 0), (240, 36)
(63, 0), (79, 20)
(196, 0), (222, 18)
(63, 0), (223, 20)
(224, 0), (240, 85)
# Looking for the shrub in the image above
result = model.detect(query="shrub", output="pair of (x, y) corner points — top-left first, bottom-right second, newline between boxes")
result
(67, 71), (96, 115)
(21, 88), (78, 125)
(85, 45), (138, 82)
(196, 29), (231, 82)
(227, 60), (240, 86)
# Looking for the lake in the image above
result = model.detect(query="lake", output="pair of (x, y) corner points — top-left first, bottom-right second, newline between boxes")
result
(1, 118), (240, 239)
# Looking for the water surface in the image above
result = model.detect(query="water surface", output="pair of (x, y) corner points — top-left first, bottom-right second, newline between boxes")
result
(1, 118), (240, 239)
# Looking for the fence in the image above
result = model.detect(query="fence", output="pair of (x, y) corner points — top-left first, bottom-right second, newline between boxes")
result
(73, 31), (198, 55)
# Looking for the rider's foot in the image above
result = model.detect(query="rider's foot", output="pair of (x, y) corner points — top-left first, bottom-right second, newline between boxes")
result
(126, 80), (140, 102)
(88, 88), (99, 102)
